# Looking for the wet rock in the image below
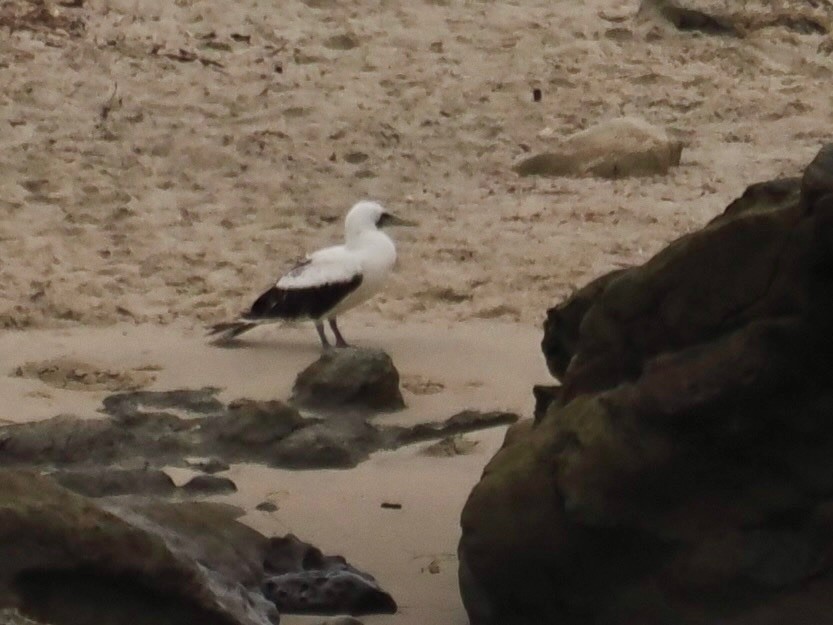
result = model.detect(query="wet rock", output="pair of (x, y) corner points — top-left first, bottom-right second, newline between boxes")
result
(203, 399), (307, 449)
(421, 435), (479, 457)
(391, 410), (519, 445)
(0, 413), (187, 467)
(0, 392), (516, 471)
(540, 269), (626, 380)
(272, 422), (378, 469)
(50, 468), (177, 497)
(182, 475), (238, 495)
(262, 535), (396, 616)
(185, 457), (231, 474)
(291, 348), (405, 412)
(461, 143), (833, 625)
(263, 572), (395, 616)
(0, 471), (396, 623)
(513, 117), (683, 179)
(531, 385), (561, 422)
(0, 470), (278, 625)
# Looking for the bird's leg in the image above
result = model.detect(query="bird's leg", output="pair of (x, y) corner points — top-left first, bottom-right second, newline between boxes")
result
(315, 320), (331, 350)
(329, 318), (350, 348)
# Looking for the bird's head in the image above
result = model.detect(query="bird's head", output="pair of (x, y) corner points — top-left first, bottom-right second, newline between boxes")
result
(345, 200), (416, 238)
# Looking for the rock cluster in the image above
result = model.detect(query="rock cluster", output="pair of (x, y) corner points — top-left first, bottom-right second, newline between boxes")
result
(0, 389), (516, 473)
(0, 347), (517, 624)
(0, 471), (394, 625)
(460, 144), (833, 624)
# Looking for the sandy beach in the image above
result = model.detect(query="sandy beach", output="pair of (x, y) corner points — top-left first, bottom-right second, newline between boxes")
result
(0, 318), (552, 625)
(3, 0), (833, 622)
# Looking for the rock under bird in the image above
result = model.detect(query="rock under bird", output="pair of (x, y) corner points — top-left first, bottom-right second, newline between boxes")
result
(208, 201), (414, 348)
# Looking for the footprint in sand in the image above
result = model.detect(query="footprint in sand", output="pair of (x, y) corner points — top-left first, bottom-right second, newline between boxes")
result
(12, 357), (157, 392)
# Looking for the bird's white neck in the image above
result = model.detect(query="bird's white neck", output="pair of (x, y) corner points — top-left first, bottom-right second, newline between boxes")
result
(345, 225), (389, 247)
(345, 229), (397, 269)
(345, 222), (378, 245)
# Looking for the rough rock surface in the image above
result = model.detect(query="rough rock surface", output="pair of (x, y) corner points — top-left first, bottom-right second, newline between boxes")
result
(262, 535), (396, 615)
(640, 0), (831, 36)
(460, 144), (833, 625)
(513, 117), (683, 179)
(0, 470), (278, 625)
(0, 389), (518, 472)
(0, 471), (395, 624)
(291, 348), (405, 412)
(50, 467), (178, 498)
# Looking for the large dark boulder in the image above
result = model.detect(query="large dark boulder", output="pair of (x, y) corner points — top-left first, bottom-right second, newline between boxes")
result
(0, 471), (396, 625)
(459, 144), (833, 625)
(0, 470), (278, 625)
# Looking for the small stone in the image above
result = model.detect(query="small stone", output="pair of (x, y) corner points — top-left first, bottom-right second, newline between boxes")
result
(421, 435), (479, 457)
(256, 501), (278, 512)
(428, 559), (441, 574)
(184, 457), (230, 474)
(182, 475), (237, 495)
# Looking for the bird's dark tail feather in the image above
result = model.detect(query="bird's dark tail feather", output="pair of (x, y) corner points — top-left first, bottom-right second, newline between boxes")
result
(206, 320), (258, 343)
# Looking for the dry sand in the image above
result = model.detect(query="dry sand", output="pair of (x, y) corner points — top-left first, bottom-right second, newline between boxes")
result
(2, 0), (833, 622)
(2, 0), (832, 330)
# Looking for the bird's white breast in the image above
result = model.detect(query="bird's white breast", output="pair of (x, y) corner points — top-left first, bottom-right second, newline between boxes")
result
(326, 231), (396, 316)
(355, 231), (396, 285)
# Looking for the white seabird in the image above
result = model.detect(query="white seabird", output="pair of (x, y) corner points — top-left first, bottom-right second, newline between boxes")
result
(208, 200), (414, 349)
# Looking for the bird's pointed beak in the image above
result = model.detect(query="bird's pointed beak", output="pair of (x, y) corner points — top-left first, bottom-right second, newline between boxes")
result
(380, 212), (417, 227)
